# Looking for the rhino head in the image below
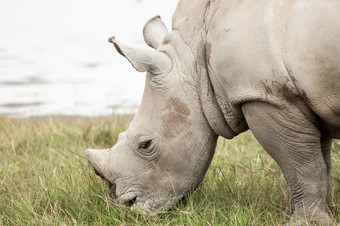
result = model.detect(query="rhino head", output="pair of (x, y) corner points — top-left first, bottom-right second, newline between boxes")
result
(85, 16), (233, 215)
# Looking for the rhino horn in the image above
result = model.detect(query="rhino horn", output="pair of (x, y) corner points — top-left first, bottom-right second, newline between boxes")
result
(85, 149), (109, 176)
(143, 15), (169, 49)
(108, 36), (172, 74)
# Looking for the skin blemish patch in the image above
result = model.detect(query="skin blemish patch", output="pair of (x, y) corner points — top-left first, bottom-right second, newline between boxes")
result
(162, 97), (191, 137)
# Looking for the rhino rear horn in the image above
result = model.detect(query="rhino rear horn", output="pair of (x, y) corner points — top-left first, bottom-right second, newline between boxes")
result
(143, 15), (169, 49)
(108, 36), (172, 74)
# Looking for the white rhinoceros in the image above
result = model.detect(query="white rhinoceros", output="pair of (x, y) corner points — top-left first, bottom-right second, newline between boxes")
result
(86, 0), (340, 224)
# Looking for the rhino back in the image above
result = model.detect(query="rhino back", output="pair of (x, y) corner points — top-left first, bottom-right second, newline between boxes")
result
(205, 0), (340, 127)
(206, 1), (301, 125)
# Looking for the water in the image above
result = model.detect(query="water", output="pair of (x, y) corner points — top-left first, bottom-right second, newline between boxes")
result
(0, 0), (177, 117)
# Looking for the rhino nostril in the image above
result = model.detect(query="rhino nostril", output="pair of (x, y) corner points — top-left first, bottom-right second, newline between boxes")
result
(127, 197), (137, 207)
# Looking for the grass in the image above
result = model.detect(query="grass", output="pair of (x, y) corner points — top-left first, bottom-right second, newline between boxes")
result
(0, 115), (339, 225)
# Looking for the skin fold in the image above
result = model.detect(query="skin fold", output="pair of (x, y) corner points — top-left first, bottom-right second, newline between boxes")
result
(86, 0), (340, 224)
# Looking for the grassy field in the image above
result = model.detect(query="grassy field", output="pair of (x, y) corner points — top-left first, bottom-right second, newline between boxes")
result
(0, 115), (339, 225)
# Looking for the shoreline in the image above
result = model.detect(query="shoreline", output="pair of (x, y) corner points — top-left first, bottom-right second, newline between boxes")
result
(0, 113), (135, 121)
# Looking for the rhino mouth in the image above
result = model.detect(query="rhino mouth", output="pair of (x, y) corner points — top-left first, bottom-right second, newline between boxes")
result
(92, 169), (182, 214)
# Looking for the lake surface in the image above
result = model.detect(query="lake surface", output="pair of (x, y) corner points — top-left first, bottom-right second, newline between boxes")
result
(0, 0), (177, 117)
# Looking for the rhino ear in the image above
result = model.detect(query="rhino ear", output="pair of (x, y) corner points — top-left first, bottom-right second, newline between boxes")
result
(108, 36), (172, 74)
(143, 15), (169, 49)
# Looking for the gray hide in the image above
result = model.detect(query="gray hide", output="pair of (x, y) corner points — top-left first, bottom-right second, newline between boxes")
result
(86, 0), (340, 224)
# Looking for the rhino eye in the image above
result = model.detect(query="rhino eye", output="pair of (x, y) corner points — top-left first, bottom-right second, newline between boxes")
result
(139, 140), (152, 149)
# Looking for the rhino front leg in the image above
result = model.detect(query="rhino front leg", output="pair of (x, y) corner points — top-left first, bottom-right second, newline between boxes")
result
(242, 102), (332, 225)
(287, 137), (332, 219)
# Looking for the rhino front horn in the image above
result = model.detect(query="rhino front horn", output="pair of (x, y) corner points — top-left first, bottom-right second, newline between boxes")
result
(109, 36), (172, 74)
(85, 149), (109, 176)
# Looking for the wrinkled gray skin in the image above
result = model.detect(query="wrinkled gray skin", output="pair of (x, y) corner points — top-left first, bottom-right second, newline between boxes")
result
(86, 0), (340, 224)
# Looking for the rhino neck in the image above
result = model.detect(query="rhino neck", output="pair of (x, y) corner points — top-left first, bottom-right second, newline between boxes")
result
(197, 65), (238, 139)
(172, 0), (238, 139)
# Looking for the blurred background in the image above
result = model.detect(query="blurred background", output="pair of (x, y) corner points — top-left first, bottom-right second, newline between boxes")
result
(0, 0), (178, 117)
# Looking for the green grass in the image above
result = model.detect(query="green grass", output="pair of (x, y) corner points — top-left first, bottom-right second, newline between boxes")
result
(0, 115), (339, 225)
